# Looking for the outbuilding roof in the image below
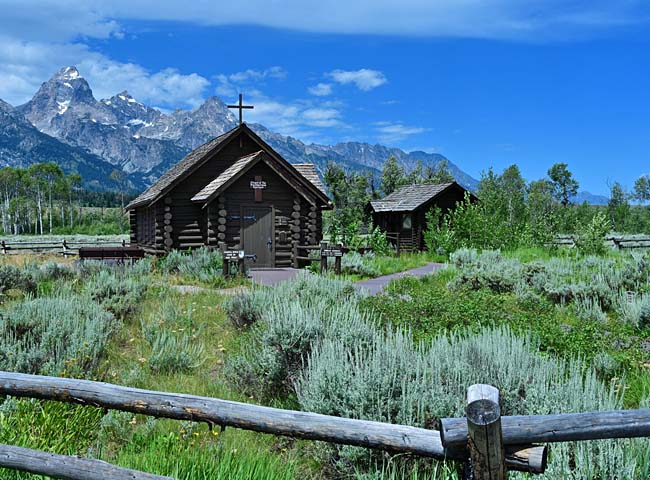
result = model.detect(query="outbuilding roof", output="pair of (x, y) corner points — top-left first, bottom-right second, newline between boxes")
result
(370, 182), (460, 212)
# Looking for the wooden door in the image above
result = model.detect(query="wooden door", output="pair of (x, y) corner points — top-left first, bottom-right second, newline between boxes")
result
(241, 206), (275, 268)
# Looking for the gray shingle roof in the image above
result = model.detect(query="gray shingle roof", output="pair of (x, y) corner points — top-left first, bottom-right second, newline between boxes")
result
(293, 164), (327, 196)
(370, 183), (455, 212)
(126, 127), (238, 210)
(191, 151), (263, 202)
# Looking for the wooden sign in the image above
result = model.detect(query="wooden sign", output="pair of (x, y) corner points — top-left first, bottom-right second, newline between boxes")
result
(321, 248), (343, 257)
(250, 181), (267, 189)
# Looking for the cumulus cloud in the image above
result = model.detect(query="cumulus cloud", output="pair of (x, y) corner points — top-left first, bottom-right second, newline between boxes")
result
(375, 121), (428, 143)
(328, 69), (387, 91)
(0, 35), (210, 108)
(308, 83), (333, 96)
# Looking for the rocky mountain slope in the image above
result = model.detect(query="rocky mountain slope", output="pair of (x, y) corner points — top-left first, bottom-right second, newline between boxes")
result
(0, 97), (132, 190)
(13, 66), (475, 190)
(3, 66), (609, 202)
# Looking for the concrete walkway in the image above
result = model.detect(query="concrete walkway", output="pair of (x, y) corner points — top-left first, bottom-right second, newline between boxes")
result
(354, 262), (445, 295)
(249, 268), (302, 286)
(248, 263), (444, 294)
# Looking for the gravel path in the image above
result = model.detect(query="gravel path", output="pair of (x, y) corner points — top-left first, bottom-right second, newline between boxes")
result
(354, 262), (445, 295)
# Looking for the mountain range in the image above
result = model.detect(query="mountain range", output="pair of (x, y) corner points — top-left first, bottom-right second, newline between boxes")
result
(1, 66), (607, 204)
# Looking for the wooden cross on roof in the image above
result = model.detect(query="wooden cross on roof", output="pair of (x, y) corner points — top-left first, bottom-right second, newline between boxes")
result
(228, 93), (254, 125)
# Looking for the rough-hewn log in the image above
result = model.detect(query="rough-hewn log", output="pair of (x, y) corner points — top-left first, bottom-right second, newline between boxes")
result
(218, 209), (227, 217)
(291, 212), (301, 219)
(440, 408), (650, 447)
(164, 213), (172, 221)
(217, 233), (226, 241)
(164, 225), (173, 233)
(0, 443), (172, 480)
(293, 204), (301, 212)
(217, 217), (227, 225)
(465, 384), (505, 480)
(0, 372), (540, 472)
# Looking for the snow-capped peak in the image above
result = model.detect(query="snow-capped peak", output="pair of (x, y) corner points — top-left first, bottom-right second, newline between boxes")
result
(55, 66), (82, 81)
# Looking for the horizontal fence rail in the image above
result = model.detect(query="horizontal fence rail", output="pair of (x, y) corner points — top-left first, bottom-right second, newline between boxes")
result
(440, 408), (650, 447)
(0, 239), (129, 255)
(0, 372), (543, 473)
(0, 443), (172, 480)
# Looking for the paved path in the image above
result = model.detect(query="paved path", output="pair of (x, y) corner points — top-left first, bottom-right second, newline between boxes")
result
(354, 262), (445, 295)
(248, 263), (444, 294)
(249, 268), (302, 286)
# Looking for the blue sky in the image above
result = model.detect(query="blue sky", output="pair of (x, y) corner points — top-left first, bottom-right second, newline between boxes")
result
(1, 1), (650, 195)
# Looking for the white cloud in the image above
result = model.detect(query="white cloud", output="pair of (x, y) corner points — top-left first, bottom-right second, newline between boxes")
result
(375, 121), (428, 143)
(328, 69), (387, 91)
(227, 66), (287, 83)
(0, 35), (210, 108)
(308, 83), (333, 96)
(7, 0), (643, 40)
(0, 1), (642, 46)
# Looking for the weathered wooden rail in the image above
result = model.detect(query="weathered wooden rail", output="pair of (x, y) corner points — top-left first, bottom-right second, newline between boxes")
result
(0, 239), (129, 256)
(548, 234), (650, 250)
(2, 372), (650, 479)
(0, 443), (172, 480)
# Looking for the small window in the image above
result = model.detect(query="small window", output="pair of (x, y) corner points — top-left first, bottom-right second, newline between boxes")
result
(402, 213), (412, 230)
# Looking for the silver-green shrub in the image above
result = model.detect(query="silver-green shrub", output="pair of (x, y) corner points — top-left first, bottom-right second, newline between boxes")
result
(157, 247), (223, 284)
(342, 252), (380, 277)
(148, 330), (205, 374)
(0, 264), (36, 294)
(84, 270), (148, 319)
(226, 274), (366, 399)
(297, 325), (648, 478)
(615, 291), (650, 328)
(141, 297), (204, 374)
(0, 294), (116, 376)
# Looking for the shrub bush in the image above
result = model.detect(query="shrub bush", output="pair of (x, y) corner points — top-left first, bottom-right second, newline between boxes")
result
(297, 325), (645, 478)
(148, 330), (204, 374)
(0, 264), (36, 294)
(367, 225), (391, 256)
(84, 270), (148, 319)
(341, 252), (380, 277)
(0, 294), (116, 376)
(158, 248), (224, 284)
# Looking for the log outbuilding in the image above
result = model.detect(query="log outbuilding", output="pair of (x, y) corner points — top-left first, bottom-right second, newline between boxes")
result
(369, 182), (477, 252)
(126, 124), (331, 267)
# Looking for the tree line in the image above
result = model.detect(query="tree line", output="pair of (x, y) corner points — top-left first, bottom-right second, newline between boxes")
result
(324, 155), (650, 250)
(0, 163), (134, 235)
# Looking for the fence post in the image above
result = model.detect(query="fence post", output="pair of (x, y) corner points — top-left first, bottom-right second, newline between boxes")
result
(464, 384), (506, 480)
(1, 241), (5, 255)
(320, 241), (328, 274)
(292, 242), (299, 269)
(62, 239), (68, 256)
(334, 243), (342, 275)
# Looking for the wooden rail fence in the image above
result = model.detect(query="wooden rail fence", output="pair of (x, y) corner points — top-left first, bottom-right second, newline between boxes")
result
(0, 239), (129, 256)
(549, 234), (650, 250)
(1, 372), (650, 479)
